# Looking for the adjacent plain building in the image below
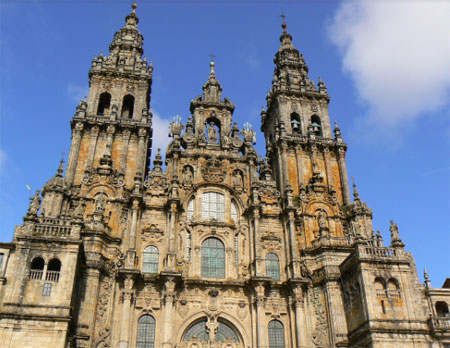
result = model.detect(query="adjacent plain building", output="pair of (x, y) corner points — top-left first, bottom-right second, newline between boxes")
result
(0, 4), (448, 348)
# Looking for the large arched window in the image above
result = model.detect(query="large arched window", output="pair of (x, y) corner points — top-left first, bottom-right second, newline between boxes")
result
(121, 94), (135, 119)
(202, 192), (224, 221)
(46, 258), (61, 282)
(266, 253), (280, 280)
(268, 320), (285, 348)
(97, 92), (111, 116)
(201, 238), (225, 278)
(231, 202), (238, 223)
(183, 319), (239, 342)
(137, 315), (156, 348)
(29, 257), (45, 280)
(143, 246), (159, 274)
(187, 199), (194, 221)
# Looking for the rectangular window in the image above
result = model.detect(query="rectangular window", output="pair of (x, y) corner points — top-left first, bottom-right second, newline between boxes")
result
(42, 283), (52, 296)
(0, 253), (4, 271)
(202, 192), (224, 221)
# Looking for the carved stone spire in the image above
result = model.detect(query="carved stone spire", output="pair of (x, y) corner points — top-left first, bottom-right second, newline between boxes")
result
(202, 61), (223, 104)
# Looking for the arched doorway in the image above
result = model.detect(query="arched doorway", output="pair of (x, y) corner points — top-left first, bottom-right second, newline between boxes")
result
(179, 317), (244, 348)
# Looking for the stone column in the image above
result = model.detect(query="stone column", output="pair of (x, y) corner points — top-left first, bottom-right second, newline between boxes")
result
(86, 126), (100, 172)
(253, 209), (263, 276)
(120, 130), (132, 175)
(323, 147), (334, 188)
(337, 147), (351, 205)
(295, 145), (304, 191)
(118, 276), (135, 348)
(162, 278), (176, 348)
(288, 212), (300, 276)
(136, 128), (147, 177)
(255, 284), (267, 348)
(66, 122), (84, 185)
(105, 125), (115, 157)
(294, 287), (307, 348)
(129, 199), (139, 250)
(78, 267), (101, 341)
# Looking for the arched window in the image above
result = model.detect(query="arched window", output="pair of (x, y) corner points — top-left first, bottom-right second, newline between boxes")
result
(387, 278), (401, 298)
(290, 112), (301, 134)
(266, 253), (280, 280)
(310, 115), (322, 136)
(46, 258), (61, 282)
(436, 301), (450, 317)
(201, 238), (225, 279)
(268, 320), (285, 348)
(183, 319), (239, 342)
(202, 192), (224, 221)
(375, 277), (386, 298)
(143, 246), (159, 274)
(29, 257), (44, 280)
(97, 92), (111, 116)
(121, 94), (135, 119)
(187, 199), (194, 221)
(137, 315), (156, 348)
(231, 202), (238, 223)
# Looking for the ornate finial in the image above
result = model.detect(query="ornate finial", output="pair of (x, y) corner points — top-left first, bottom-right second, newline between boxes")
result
(209, 55), (216, 76)
(153, 148), (163, 169)
(351, 177), (360, 200)
(280, 10), (287, 32)
(58, 152), (65, 175)
(131, 1), (137, 13)
(424, 268), (431, 288)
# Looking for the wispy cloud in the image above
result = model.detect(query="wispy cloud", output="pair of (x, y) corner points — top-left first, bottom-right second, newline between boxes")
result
(67, 84), (89, 104)
(150, 111), (171, 162)
(328, 1), (450, 142)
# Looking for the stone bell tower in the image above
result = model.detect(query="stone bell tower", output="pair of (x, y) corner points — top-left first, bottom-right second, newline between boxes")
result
(261, 21), (360, 249)
(65, 2), (153, 190)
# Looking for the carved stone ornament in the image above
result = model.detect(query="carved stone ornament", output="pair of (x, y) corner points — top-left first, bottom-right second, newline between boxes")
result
(258, 183), (281, 205)
(201, 157), (227, 183)
(141, 224), (164, 241)
(144, 168), (168, 194)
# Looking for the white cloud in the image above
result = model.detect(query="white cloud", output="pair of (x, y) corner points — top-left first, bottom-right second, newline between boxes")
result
(151, 111), (171, 161)
(329, 1), (450, 139)
(67, 84), (89, 103)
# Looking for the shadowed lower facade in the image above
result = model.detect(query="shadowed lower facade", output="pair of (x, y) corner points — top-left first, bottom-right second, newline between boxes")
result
(0, 4), (449, 348)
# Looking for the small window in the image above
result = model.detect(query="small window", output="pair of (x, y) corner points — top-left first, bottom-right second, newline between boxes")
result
(387, 279), (401, 298)
(121, 94), (135, 119)
(143, 246), (159, 274)
(187, 199), (194, 221)
(266, 253), (280, 280)
(97, 92), (111, 116)
(231, 202), (238, 223)
(0, 253), (4, 270)
(202, 192), (224, 221)
(137, 315), (156, 348)
(268, 320), (285, 348)
(42, 283), (52, 296)
(201, 238), (225, 279)
(436, 301), (450, 317)
(46, 258), (61, 282)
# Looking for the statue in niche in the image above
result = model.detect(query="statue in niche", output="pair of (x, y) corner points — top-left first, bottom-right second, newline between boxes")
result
(317, 210), (328, 230)
(233, 171), (243, 188)
(183, 166), (193, 185)
(27, 190), (41, 216)
(207, 122), (218, 144)
(95, 193), (106, 214)
(74, 199), (86, 219)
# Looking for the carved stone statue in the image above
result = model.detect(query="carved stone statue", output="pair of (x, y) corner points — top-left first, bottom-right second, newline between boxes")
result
(95, 193), (106, 214)
(74, 199), (86, 219)
(390, 220), (400, 241)
(183, 166), (193, 185)
(27, 190), (41, 216)
(207, 122), (218, 143)
(233, 171), (243, 188)
(317, 211), (328, 230)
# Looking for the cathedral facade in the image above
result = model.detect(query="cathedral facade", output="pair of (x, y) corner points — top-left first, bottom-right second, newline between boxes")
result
(0, 5), (449, 348)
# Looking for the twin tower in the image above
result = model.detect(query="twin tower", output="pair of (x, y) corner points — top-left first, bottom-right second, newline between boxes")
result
(1, 4), (447, 348)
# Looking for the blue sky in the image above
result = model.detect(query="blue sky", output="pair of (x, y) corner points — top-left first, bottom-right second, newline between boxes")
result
(0, 0), (449, 286)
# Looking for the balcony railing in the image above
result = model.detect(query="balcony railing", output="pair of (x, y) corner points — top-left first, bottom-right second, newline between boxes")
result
(45, 271), (60, 282)
(34, 218), (72, 237)
(29, 270), (43, 280)
(376, 289), (401, 299)
(429, 317), (450, 331)
(362, 246), (398, 258)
